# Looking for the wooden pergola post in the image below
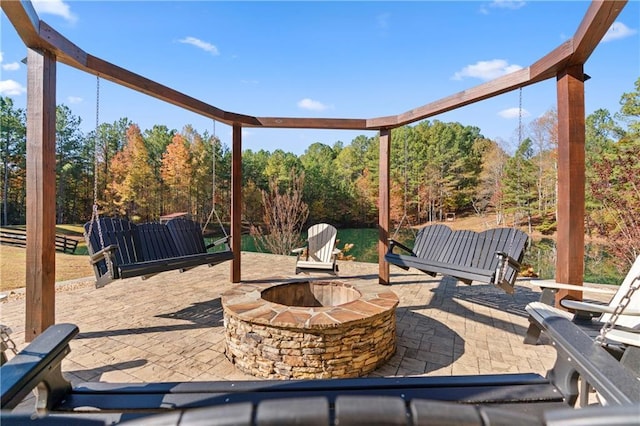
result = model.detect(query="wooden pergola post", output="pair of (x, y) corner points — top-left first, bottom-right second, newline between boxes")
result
(555, 64), (586, 304)
(25, 47), (57, 341)
(230, 123), (242, 283)
(378, 129), (391, 284)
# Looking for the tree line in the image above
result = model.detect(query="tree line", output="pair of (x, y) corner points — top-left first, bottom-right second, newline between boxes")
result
(1, 78), (638, 265)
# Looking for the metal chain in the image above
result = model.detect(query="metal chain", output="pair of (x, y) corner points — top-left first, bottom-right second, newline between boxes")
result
(595, 274), (640, 345)
(1, 325), (18, 356)
(85, 76), (111, 276)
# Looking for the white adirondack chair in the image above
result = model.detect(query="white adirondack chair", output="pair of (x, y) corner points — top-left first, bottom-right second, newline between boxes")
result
(292, 223), (341, 275)
(524, 255), (640, 346)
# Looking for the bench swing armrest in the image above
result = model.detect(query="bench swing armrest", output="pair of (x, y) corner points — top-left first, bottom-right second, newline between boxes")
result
(88, 244), (119, 265)
(388, 239), (415, 256)
(493, 251), (522, 294)
(495, 251), (521, 269)
(206, 235), (232, 250)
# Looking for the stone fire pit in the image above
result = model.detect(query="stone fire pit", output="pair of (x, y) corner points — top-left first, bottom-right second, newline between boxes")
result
(222, 279), (399, 379)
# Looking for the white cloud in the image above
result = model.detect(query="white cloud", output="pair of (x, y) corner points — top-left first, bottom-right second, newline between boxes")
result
(489, 0), (526, 10)
(0, 80), (27, 96)
(602, 22), (637, 42)
(297, 98), (329, 111)
(67, 96), (83, 104)
(32, 0), (78, 24)
(498, 107), (530, 119)
(452, 59), (522, 81)
(2, 62), (20, 71)
(178, 37), (220, 55)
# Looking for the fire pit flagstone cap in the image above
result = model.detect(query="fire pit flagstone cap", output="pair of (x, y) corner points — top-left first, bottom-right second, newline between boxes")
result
(221, 279), (399, 330)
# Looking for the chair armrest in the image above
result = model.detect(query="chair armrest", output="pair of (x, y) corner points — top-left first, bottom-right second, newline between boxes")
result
(529, 280), (617, 295)
(495, 251), (521, 269)
(604, 329), (640, 346)
(1, 323), (77, 410)
(206, 235), (231, 250)
(387, 239), (414, 256)
(525, 302), (640, 405)
(88, 244), (119, 264)
(291, 247), (305, 254)
(561, 300), (640, 316)
(332, 248), (342, 255)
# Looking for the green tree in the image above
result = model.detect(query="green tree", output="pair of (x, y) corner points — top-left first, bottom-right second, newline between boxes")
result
(0, 97), (26, 225)
(55, 105), (87, 223)
(503, 138), (537, 232)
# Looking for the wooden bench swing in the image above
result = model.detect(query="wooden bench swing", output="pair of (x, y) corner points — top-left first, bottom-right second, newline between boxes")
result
(83, 82), (233, 288)
(385, 223), (529, 294)
(382, 130), (529, 294)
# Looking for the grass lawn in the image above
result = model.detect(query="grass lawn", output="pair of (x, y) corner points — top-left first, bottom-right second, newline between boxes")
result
(0, 224), (93, 292)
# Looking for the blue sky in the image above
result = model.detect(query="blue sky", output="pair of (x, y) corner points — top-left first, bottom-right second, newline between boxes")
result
(1, 1), (638, 155)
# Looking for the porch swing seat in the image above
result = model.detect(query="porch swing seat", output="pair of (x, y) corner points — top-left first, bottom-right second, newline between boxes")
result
(385, 224), (529, 293)
(84, 217), (233, 288)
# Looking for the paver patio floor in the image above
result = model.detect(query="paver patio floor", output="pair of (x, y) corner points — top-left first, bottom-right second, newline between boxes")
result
(1, 252), (558, 385)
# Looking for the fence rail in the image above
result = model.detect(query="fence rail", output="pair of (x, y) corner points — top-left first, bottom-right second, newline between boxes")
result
(0, 228), (79, 254)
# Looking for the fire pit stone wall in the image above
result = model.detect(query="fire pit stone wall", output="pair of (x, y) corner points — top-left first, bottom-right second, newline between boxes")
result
(222, 280), (399, 379)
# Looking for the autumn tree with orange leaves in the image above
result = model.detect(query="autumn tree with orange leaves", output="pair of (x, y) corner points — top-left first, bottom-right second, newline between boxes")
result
(105, 124), (156, 220)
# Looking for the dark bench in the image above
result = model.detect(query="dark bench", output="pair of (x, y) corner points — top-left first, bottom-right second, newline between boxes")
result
(1, 311), (638, 425)
(385, 224), (529, 293)
(0, 228), (79, 254)
(84, 217), (233, 288)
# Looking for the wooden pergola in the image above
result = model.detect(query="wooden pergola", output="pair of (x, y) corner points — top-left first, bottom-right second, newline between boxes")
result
(2, 0), (627, 341)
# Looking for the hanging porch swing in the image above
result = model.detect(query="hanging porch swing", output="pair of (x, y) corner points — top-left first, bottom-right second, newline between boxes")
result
(83, 77), (233, 288)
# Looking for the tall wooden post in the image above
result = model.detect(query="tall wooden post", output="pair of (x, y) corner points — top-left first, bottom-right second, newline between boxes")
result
(25, 48), (57, 341)
(231, 123), (242, 283)
(379, 129), (391, 284)
(555, 64), (586, 304)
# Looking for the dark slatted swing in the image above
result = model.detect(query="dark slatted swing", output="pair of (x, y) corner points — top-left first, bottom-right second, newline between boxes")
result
(83, 78), (232, 288)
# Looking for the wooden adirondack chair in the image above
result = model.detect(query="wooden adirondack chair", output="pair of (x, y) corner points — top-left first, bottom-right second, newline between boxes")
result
(292, 223), (341, 275)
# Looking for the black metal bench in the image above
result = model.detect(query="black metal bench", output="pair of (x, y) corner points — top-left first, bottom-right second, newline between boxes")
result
(0, 228), (79, 254)
(84, 217), (233, 288)
(385, 224), (529, 293)
(1, 311), (638, 425)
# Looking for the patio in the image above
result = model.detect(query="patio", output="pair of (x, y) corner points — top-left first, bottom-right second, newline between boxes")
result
(1, 252), (561, 385)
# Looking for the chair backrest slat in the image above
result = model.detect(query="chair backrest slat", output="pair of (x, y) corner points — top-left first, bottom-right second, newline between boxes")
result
(307, 223), (338, 263)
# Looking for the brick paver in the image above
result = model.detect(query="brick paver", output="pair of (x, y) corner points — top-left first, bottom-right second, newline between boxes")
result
(0, 252), (557, 385)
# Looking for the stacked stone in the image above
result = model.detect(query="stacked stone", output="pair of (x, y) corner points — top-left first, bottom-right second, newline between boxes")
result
(222, 280), (399, 379)
(224, 308), (396, 379)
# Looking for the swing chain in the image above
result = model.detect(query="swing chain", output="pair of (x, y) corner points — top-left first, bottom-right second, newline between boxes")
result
(85, 76), (111, 277)
(595, 273), (640, 345)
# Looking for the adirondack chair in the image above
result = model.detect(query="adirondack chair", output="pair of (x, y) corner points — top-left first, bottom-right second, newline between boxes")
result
(292, 223), (341, 275)
(524, 255), (640, 346)
(385, 224), (529, 293)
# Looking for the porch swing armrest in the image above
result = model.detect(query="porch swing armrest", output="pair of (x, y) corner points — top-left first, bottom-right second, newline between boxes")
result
(495, 251), (521, 269)
(88, 244), (119, 264)
(388, 239), (415, 256)
(206, 235), (231, 250)
(493, 252), (523, 294)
